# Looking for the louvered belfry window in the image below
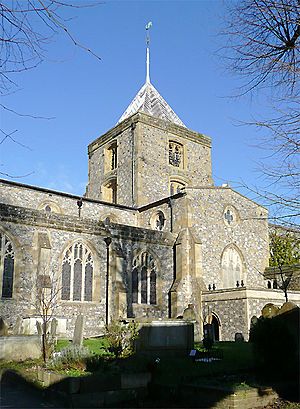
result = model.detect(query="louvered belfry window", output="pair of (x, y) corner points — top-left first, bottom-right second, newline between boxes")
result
(1, 233), (15, 298)
(169, 141), (183, 168)
(61, 242), (94, 301)
(131, 252), (157, 305)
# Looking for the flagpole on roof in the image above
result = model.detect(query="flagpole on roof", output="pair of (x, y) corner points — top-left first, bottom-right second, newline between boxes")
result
(145, 21), (152, 84)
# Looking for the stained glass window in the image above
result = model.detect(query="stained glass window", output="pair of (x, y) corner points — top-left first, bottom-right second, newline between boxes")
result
(1, 233), (15, 298)
(131, 252), (157, 305)
(61, 242), (94, 302)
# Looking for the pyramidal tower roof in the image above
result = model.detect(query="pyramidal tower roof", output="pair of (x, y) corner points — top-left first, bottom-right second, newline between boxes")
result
(117, 23), (186, 128)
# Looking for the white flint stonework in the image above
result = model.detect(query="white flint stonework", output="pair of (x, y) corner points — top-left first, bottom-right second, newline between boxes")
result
(1, 80), (299, 341)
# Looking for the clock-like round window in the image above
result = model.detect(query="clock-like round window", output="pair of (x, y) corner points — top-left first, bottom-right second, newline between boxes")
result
(150, 211), (166, 231)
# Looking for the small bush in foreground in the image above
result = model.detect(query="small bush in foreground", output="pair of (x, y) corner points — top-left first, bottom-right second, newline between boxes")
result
(106, 320), (139, 358)
(49, 345), (91, 371)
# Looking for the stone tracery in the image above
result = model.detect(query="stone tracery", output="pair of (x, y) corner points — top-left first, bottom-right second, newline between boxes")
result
(0, 233), (15, 298)
(131, 252), (157, 305)
(61, 242), (94, 302)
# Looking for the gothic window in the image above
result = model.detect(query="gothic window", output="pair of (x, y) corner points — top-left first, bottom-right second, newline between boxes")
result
(170, 180), (185, 196)
(221, 246), (244, 289)
(61, 242), (94, 302)
(0, 233), (15, 298)
(131, 252), (157, 305)
(102, 178), (117, 204)
(169, 141), (183, 168)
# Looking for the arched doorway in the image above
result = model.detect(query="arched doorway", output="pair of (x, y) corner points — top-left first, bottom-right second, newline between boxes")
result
(204, 312), (221, 342)
(211, 314), (220, 341)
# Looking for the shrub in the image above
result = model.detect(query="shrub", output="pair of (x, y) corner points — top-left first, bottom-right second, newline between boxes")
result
(49, 345), (92, 371)
(105, 320), (139, 358)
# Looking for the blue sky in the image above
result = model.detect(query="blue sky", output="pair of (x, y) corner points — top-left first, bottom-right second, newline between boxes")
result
(1, 0), (272, 204)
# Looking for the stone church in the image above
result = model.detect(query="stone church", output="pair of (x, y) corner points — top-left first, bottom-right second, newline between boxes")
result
(1, 45), (300, 341)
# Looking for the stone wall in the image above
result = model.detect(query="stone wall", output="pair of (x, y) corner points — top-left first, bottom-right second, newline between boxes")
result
(203, 289), (248, 340)
(0, 203), (175, 338)
(172, 187), (269, 290)
(86, 112), (213, 208)
(0, 179), (137, 227)
(0, 336), (41, 360)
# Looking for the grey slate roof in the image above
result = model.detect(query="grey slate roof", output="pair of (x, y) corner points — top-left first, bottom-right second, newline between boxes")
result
(117, 81), (186, 127)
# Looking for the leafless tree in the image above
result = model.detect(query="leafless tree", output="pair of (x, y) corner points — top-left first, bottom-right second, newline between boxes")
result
(35, 269), (61, 363)
(1, 1), (99, 95)
(222, 0), (300, 227)
(0, 1), (100, 177)
(223, 0), (300, 96)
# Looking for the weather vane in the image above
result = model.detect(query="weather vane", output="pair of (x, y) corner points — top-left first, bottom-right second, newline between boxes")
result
(145, 21), (152, 83)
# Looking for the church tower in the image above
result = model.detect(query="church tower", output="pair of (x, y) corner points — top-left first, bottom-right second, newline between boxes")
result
(86, 26), (213, 207)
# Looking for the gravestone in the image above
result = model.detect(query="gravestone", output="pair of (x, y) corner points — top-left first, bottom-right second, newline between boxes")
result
(183, 304), (196, 321)
(234, 332), (244, 342)
(51, 318), (58, 337)
(262, 303), (279, 318)
(73, 315), (85, 346)
(278, 301), (298, 315)
(36, 320), (42, 336)
(250, 316), (258, 328)
(136, 320), (194, 356)
(13, 317), (23, 335)
(0, 317), (8, 336)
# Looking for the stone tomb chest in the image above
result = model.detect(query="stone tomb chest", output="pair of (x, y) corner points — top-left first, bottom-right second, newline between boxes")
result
(136, 320), (194, 356)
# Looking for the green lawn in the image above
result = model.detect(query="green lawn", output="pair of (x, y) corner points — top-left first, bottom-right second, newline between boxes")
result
(56, 337), (110, 355)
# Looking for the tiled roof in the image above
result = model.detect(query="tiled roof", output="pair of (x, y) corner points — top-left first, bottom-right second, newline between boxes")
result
(117, 81), (186, 127)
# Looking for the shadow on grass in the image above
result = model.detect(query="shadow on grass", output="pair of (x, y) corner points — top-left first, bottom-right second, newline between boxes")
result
(1, 340), (299, 408)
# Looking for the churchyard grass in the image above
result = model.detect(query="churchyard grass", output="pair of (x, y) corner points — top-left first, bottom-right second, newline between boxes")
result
(151, 341), (255, 386)
(56, 337), (109, 355)
(0, 341), (255, 387)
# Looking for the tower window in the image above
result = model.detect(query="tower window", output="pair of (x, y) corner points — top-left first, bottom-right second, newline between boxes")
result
(102, 178), (117, 204)
(131, 252), (157, 305)
(169, 141), (183, 168)
(105, 141), (118, 173)
(61, 242), (94, 302)
(1, 233), (15, 298)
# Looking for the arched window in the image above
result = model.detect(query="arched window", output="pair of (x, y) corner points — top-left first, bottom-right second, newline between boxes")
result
(221, 246), (244, 289)
(0, 233), (15, 298)
(131, 252), (157, 305)
(61, 242), (94, 302)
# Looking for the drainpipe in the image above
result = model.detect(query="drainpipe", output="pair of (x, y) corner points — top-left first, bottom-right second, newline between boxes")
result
(168, 198), (174, 232)
(104, 237), (112, 325)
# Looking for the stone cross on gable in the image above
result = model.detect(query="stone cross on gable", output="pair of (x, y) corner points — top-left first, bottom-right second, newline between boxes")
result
(224, 209), (234, 225)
